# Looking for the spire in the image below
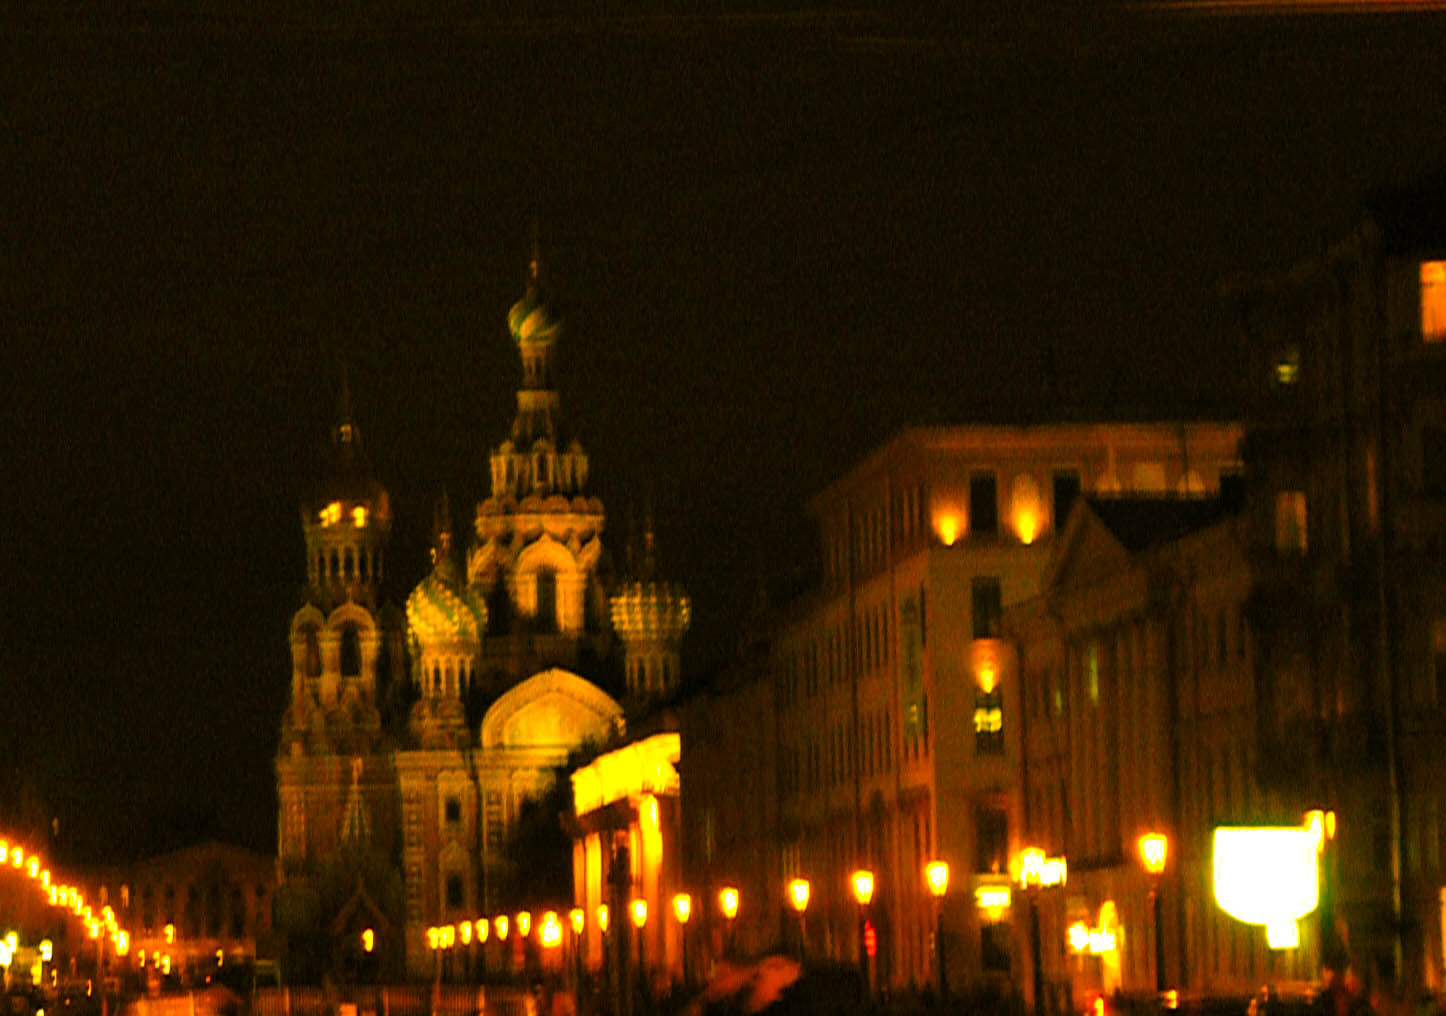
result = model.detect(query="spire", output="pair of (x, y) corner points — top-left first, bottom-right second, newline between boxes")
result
(340, 756), (372, 848)
(430, 491), (457, 582)
(640, 500), (657, 582)
(335, 364), (358, 449)
(528, 216), (542, 291)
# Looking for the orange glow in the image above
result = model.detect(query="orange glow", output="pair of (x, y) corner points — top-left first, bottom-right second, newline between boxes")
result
(539, 911), (563, 948)
(719, 887), (739, 920)
(934, 512), (962, 547)
(673, 893), (692, 924)
(476, 918), (489, 944)
(1422, 261), (1446, 343)
(596, 904), (610, 933)
(496, 915), (509, 941)
(26, 858), (38, 879)
(361, 928), (374, 953)
(319, 502), (342, 526)
(1015, 847), (1067, 888)
(925, 861), (949, 898)
(787, 878), (810, 913)
(458, 921), (471, 945)
(975, 884), (1011, 921)
(1014, 507), (1040, 545)
(569, 909), (585, 935)
(352, 506), (368, 528)
(163, 923), (175, 944)
(1137, 833), (1168, 875)
(517, 911), (531, 937)
(11, 847), (22, 868)
(851, 870), (875, 906)
(630, 899), (648, 928)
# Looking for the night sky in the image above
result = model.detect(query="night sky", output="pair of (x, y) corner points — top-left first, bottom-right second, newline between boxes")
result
(3, 1), (1445, 863)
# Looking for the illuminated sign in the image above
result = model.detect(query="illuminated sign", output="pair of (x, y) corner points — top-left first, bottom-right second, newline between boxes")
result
(1213, 817), (1323, 949)
(1015, 848), (1067, 888)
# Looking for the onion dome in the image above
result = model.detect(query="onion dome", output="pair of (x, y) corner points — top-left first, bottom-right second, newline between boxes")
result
(610, 580), (692, 644)
(508, 285), (563, 348)
(508, 233), (562, 348)
(406, 494), (487, 651)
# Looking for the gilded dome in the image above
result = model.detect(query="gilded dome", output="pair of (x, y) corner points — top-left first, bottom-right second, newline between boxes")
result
(405, 570), (487, 649)
(508, 287), (562, 347)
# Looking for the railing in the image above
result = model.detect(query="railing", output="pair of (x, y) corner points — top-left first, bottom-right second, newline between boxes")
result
(250, 986), (529, 1016)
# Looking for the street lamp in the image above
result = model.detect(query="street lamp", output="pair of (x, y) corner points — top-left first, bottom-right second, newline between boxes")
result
(1137, 833), (1169, 994)
(630, 899), (648, 1010)
(851, 870), (875, 1001)
(787, 879), (810, 961)
(718, 887), (739, 956)
(673, 894), (692, 986)
(925, 861), (949, 1004)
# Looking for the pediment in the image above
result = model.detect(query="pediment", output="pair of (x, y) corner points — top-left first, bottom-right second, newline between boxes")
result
(1041, 502), (1131, 596)
(479, 667), (622, 751)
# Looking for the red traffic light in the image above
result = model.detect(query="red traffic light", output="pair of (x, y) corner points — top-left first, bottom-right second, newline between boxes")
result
(864, 921), (877, 958)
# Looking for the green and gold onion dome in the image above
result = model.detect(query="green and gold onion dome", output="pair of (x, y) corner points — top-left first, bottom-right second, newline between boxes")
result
(508, 286), (562, 347)
(610, 581), (692, 643)
(406, 568), (486, 650)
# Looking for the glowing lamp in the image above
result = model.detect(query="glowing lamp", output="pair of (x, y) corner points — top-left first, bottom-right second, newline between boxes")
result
(1015, 847), (1067, 888)
(216, 947), (225, 966)
(41, 870), (49, 889)
(352, 506), (368, 528)
(11, 847), (23, 868)
(787, 878), (810, 914)
(1015, 508), (1040, 546)
(569, 909), (585, 936)
(1213, 822), (1322, 950)
(935, 513), (961, 547)
(427, 927), (440, 950)
(596, 905), (609, 933)
(163, 923), (175, 944)
(977, 665), (998, 695)
(161, 954), (171, 975)
(495, 915), (509, 941)
(27, 858), (39, 879)
(539, 911), (562, 949)
(458, 921), (471, 945)
(719, 887), (739, 921)
(629, 899), (648, 929)
(0, 943), (13, 970)
(975, 885), (1011, 921)
(673, 893), (692, 924)
(361, 928), (374, 953)
(925, 861), (949, 898)
(39, 940), (52, 963)
(1137, 833), (1168, 875)
(476, 918), (489, 944)
(440, 924), (455, 948)
(851, 870), (875, 907)
(516, 911), (531, 937)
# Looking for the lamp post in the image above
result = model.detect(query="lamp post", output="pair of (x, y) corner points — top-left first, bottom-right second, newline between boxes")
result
(569, 909), (585, 1002)
(850, 870), (875, 1001)
(925, 861), (949, 1005)
(786, 879), (810, 962)
(1017, 846), (1068, 1016)
(630, 899), (648, 1014)
(673, 894), (692, 988)
(718, 887), (739, 958)
(1137, 833), (1168, 995)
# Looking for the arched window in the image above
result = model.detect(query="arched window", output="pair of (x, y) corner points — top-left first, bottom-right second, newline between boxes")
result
(344, 547), (354, 578)
(359, 550), (369, 581)
(340, 625), (362, 677)
(535, 570), (557, 632)
(330, 550), (341, 579)
(305, 628), (321, 680)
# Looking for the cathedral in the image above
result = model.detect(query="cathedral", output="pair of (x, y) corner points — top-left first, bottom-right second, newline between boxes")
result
(273, 249), (691, 979)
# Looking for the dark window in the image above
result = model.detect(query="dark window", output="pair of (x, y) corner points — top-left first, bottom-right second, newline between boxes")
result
(445, 874), (464, 909)
(971, 577), (1003, 639)
(981, 922), (1012, 973)
(305, 629), (321, 679)
(1423, 428), (1446, 496)
(974, 805), (1010, 874)
(1052, 470), (1081, 527)
(1219, 470), (1246, 511)
(535, 570), (558, 632)
(970, 472), (999, 537)
(444, 797), (461, 824)
(340, 625), (361, 677)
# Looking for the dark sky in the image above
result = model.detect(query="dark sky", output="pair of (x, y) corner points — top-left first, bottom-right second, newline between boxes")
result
(3, 1), (1445, 863)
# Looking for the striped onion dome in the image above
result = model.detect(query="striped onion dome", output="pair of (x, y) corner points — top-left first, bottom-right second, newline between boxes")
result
(610, 580), (692, 643)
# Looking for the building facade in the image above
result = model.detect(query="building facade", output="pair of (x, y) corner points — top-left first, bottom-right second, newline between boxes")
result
(274, 252), (684, 980)
(768, 422), (1243, 993)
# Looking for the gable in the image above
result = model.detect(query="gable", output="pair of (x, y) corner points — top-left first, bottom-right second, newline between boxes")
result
(479, 667), (622, 751)
(1041, 503), (1131, 596)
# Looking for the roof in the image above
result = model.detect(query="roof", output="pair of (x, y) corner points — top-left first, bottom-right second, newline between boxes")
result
(1083, 496), (1232, 552)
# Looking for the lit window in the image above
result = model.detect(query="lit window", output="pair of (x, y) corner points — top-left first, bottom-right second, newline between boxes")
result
(319, 502), (342, 526)
(1274, 346), (1301, 385)
(1274, 491), (1308, 554)
(973, 690), (1004, 755)
(352, 506), (368, 528)
(1421, 261), (1446, 343)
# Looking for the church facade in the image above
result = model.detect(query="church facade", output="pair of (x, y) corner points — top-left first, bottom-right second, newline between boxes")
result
(273, 252), (689, 979)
